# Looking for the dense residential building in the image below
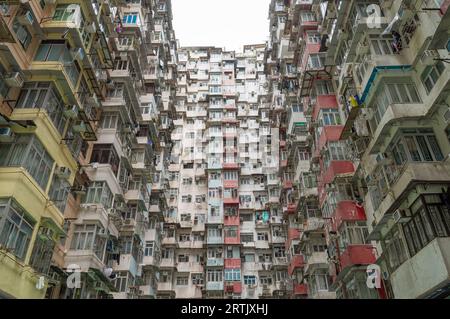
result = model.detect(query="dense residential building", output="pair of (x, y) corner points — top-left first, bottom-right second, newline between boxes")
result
(158, 44), (289, 299)
(1, 0), (450, 300)
(269, 0), (450, 299)
(0, 0), (177, 299)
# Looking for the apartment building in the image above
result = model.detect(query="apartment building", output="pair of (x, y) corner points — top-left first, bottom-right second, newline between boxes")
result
(272, 0), (450, 299)
(0, 0), (177, 299)
(156, 44), (290, 299)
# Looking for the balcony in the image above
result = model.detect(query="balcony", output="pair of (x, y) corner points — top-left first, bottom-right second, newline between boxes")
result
(225, 282), (242, 294)
(339, 245), (376, 272)
(368, 161), (450, 240)
(206, 236), (224, 245)
(293, 283), (308, 296)
(224, 216), (240, 226)
(390, 237), (450, 299)
(223, 197), (239, 205)
(157, 282), (174, 291)
(321, 161), (355, 185)
(305, 252), (328, 274)
(206, 281), (224, 291)
(332, 201), (366, 231)
(160, 258), (176, 268)
(207, 258), (224, 267)
(288, 255), (305, 276)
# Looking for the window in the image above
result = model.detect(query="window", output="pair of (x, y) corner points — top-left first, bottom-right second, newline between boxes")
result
(53, 4), (79, 22)
(307, 32), (321, 44)
(401, 194), (450, 257)
(91, 144), (120, 175)
(301, 11), (315, 22)
(320, 109), (341, 126)
(308, 54), (325, 69)
(224, 269), (241, 282)
(49, 175), (70, 214)
(70, 224), (106, 259)
(339, 221), (369, 249)
(370, 35), (395, 55)
(207, 269), (223, 282)
(390, 129), (444, 165)
(144, 241), (154, 256)
(240, 233), (254, 243)
(12, 15), (32, 50)
(34, 41), (79, 87)
(0, 134), (54, 190)
(315, 80), (334, 95)
(192, 273), (204, 285)
(0, 198), (35, 260)
(84, 181), (114, 209)
(123, 12), (139, 24)
(178, 254), (189, 263)
(29, 225), (56, 274)
(369, 82), (421, 128)
(383, 227), (408, 272)
(244, 275), (256, 286)
(16, 82), (68, 135)
(225, 226), (238, 238)
(421, 61), (445, 94)
(260, 276), (272, 285)
(101, 112), (121, 129)
(257, 232), (269, 241)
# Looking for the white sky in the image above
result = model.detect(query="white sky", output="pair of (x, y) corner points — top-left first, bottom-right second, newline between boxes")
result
(171, 0), (271, 52)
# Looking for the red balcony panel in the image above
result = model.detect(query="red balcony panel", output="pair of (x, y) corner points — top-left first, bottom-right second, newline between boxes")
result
(293, 283), (308, 295)
(312, 95), (339, 121)
(224, 258), (241, 268)
(224, 215), (240, 226)
(233, 282), (242, 294)
(280, 140), (286, 148)
(288, 228), (300, 241)
(283, 203), (296, 215)
(321, 160), (354, 185)
(224, 198), (240, 205)
(288, 255), (305, 276)
(224, 236), (240, 245)
(224, 180), (239, 188)
(223, 163), (239, 169)
(281, 160), (288, 167)
(333, 201), (366, 231)
(317, 126), (344, 154)
(283, 180), (293, 189)
(339, 245), (376, 270)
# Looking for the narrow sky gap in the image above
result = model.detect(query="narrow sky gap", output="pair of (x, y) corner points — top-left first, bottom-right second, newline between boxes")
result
(172, 0), (271, 51)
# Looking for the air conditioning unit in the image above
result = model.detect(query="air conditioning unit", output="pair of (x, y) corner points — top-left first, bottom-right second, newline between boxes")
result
(0, 127), (15, 142)
(17, 11), (34, 26)
(55, 166), (71, 179)
(392, 209), (411, 223)
(5, 72), (24, 88)
(63, 105), (78, 119)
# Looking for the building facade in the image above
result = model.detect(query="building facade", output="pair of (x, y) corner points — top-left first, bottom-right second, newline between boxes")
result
(1, 0), (450, 300)
(270, 0), (450, 299)
(0, 0), (177, 299)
